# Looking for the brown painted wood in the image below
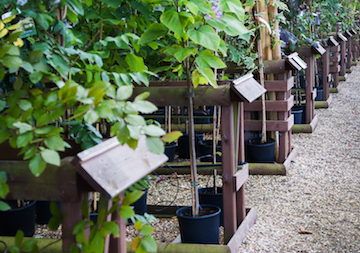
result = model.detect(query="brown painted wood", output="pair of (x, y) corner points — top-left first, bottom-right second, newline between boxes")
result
(244, 115), (294, 132)
(62, 192), (88, 252)
(322, 47), (330, 101)
(239, 102), (245, 163)
(305, 54), (315, 124)
(132, 85), (233, 107)
(227, 208), (257, 253)
(244, 96), (294, 112)
(329, 66), (341, 73)
(109, 192), (127, 253)
(221, 105), (237, 244)
(264, 76), (294, 91)
(1, 157), (84, 201)
(340, 39), (347, 76)
(233, 163), (249, 192)
(236, 186), (246, 227)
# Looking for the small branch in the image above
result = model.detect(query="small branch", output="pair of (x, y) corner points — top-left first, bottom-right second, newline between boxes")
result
(38, 238), (62, 252)
(70, 30), (100, 67)
(34, 20), (60, 46)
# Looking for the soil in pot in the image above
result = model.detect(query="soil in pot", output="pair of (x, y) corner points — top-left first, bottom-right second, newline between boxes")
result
(198, 187), (223, 226)
(198, 140), (222, 162)
(176, 204), (221, 244)
(245, 137), (275, 163)
(0, 200), (36, 237)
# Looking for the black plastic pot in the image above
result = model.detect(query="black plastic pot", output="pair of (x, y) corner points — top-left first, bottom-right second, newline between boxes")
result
(315, 88), (324, 101)
(292, 105), (306, 124)
(165, 143), (177, 162)
(198, 140), (221, 162)
(291, 108), (304, 124)
(198, 187), (223, 226)
(0, 200), (36, 237)
(177, 132), (204, 159)
(194, 109), (211, 124)
(245, 137), (275, 163)
(36, 201), (61, 225)
(131, 188), (148, 216)
(176, 204), (221, 244)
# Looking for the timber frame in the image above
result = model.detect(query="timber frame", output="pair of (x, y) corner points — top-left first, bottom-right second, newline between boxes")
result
(131, 81), (258, 252)
(293, 45), (325, 133)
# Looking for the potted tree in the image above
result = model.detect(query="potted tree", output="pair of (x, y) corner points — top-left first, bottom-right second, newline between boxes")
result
(137, 0), (254, 244)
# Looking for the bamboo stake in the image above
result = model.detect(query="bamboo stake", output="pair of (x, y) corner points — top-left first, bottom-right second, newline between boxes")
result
(256, 1), (267, 143)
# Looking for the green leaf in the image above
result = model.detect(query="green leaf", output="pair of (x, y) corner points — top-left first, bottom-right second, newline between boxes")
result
(23, 146), (37, 160)
(125, 53), (148, 72)
(116, 125), (130, 145)
(160, 10), (185, 37)
(16, 131), (33, 148)
(181, 0), (200, 14)
(29, 71), (43, 84)
(125, 114), (146, 126)
(116, 86), (133, 101)
(0, 182), (9, 199)
(221, 15), (249, 36)
(89, 231), (105, 253)
(84, 109), (99, 125)
(21, 61), (34, 73)
(1, 55), (23, 68)
(100, 222), (120, 237)
(220, 0), (246, 21)
(127, 125), (141, 140)
(134, 92), (149, 101)
(73, 220), (87, 235)
(29, 153), (46, 177)
(140, 235), (157, 252)
(191, 0), (213, 14)
(140, 225), (154, 236)
(41, 149), (61, 166)
(0, 171), (6, 184)
(0, 201), (10, 211)
(19, 100), (33, 112)
(48, 215), (62, 231)
(142, 125), (166, 137)
(119, 205), (135, 219)
(139, 23), (167, 44)
(65, 0), (85, 15)
(44, 136), (65, 151)
(21, 238), (37, 252)
(15, 230), (24, 247)
(161, 131), (183, 143)
(123, 190), (144, 206)
(163, 45), (197, 63)
(206, 18), (226, 30)
(196, 50), (226, 69)
(197, 66), (218, 87)
(36, 114), (51, 127)
(28, 50), (43, 64)
(146, 136), (165, 155)
(132, 100), (157, 114)
(188, 25), (220, 51)
(13, 122), (33, 134)
(0, 128), (11, 144)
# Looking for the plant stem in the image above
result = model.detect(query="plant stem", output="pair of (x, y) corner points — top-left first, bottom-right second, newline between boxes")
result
(184, 57), (199, 216)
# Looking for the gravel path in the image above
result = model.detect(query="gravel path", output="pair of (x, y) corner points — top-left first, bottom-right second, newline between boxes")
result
(238, 66), (360, 252)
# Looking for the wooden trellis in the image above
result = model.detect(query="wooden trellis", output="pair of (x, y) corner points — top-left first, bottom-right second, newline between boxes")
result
(132, 80), (263, 251)
(294, 44), (325, 133)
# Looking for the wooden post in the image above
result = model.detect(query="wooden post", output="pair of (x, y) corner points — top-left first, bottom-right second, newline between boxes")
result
(109, 192), (127, 253)
(62, 193), (89, 253)
(322, 47), (330, 100)
(340, 38), (347, 76)
(221, 104), (237, 244)
(305, 54), (315, 124)
(346, 32), (352, 70)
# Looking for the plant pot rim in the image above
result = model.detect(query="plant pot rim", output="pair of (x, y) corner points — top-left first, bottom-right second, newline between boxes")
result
(198, 187), (223, 196)
(176, 204), (221, 220)
(1, 200), (36, 213)
(246, 137), (275, 146)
